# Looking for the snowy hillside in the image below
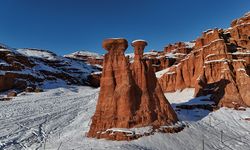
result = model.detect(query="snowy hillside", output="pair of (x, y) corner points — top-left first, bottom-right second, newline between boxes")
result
(1, 86), (250, 150)
(17, 48), (100, 82)
(0, 45), (101, 93)
(64, 50), (103, 60)
(17, 48), (59, 61)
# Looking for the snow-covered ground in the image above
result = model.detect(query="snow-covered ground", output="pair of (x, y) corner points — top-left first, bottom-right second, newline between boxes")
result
(1, 86), (250, 150)
(165, 88), (213, 122)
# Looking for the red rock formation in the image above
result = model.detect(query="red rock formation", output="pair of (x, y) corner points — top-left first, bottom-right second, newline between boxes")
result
(88, 38), (178, 140)
(87, 38), (138, 138)
(130, 40), (177, 127)
(230, 12), (250, 49)
(164, 42), (193, 54)
(158, 12), (250, 108)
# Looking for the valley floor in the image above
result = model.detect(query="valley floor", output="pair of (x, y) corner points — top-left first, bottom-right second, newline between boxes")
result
(0, 86), (250, 150)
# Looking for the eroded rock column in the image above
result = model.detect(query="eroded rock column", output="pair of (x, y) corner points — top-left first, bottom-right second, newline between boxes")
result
(87, 38), (135, 138)
(131, 40), (178, 127)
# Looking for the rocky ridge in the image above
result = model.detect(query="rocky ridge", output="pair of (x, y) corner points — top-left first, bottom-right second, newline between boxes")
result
(158, 12), (250, 108)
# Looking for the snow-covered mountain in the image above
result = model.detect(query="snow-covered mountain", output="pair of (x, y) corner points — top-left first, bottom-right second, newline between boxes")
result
(64, 50), (103, 60)
(0, 45), (101, 94)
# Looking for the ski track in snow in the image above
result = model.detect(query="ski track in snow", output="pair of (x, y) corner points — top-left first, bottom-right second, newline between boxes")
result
(0, 86), (250, 150)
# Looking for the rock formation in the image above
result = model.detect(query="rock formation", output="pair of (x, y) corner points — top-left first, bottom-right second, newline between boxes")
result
(130, 40), (178, 127)
(87, 38), (178, 140)
(87, 38), (136, 138)
(157, 12), (250, 108)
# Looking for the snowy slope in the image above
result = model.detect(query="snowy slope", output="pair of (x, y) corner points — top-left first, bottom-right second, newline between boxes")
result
(0, 46), (100, 90)
(17, 48), (59, 61)
(1, 86), (250, 150)
(64, 50), (103, 60)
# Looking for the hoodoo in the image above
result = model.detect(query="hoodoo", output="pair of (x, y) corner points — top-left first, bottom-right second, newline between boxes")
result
(87, 38), (135, 138)
(87, 38), (178, 140)
(130, 40), (178, 127)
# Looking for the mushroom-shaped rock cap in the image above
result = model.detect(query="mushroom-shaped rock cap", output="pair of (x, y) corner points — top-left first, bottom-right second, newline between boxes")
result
(102, 38), (128, 52)
(131, 39), (148, 47)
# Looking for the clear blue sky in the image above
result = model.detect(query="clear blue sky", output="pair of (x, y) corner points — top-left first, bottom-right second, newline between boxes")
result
(0, 0), (249, 55)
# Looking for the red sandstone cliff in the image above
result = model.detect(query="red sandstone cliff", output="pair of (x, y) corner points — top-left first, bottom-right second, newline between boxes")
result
(158, 12), (250, 108)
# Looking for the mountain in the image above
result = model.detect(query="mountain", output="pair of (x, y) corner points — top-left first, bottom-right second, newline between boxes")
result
(0, 46), (101, 95)
(64, 50), (103, 66)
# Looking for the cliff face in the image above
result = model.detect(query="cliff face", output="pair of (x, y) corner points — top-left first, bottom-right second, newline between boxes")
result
(158, 12), (250, 108)
(87, 39), (177, 140)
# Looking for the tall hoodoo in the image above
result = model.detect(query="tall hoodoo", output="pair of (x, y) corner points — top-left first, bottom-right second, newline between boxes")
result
(130, 40), (178, 127)
(87, 38), (136, 138)
(88, 38), (178, 139)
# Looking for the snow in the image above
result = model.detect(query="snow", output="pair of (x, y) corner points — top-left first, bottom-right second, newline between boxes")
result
(125, 51), (159, 63)
(144, 51), (158, 55)
(205, 58), (246, 64)
(64, 51), (103, 59)
(33, 62), (59, 73)
(0, 59), (9, 66)
(105, 126), (155, 136)
(0, 43), (16, 51)
(165, 52), (176, 58)
(234, 22), (250, 28)
(17, 49), (58, 61)
(231, 51), (250, 55)
(109, 38), (125, 40)
(203, 29), (214, 34)
(205, 54), (216, 58)
(132, 39), (147, 44)
(202, 39), (224, 48)
(206, 30), (214, 35)
(205, 59), (227, 64)
(184, 42), (195, 48)
(155, 68), (170, 78)
(0, 48), (12, 52)
(0, 85), (99, 149)
(125, 53), (134, 58)
(244, 11), (250, 17)
(91, 71), (102, 75)
(1, 85), (250, 150)
(164, 88), (195, 104)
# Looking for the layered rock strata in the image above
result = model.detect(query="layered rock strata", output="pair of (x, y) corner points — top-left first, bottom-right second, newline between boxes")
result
(158, 12), (250, 108)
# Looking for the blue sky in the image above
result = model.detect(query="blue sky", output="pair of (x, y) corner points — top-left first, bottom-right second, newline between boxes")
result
(0, 0), (249, 55)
